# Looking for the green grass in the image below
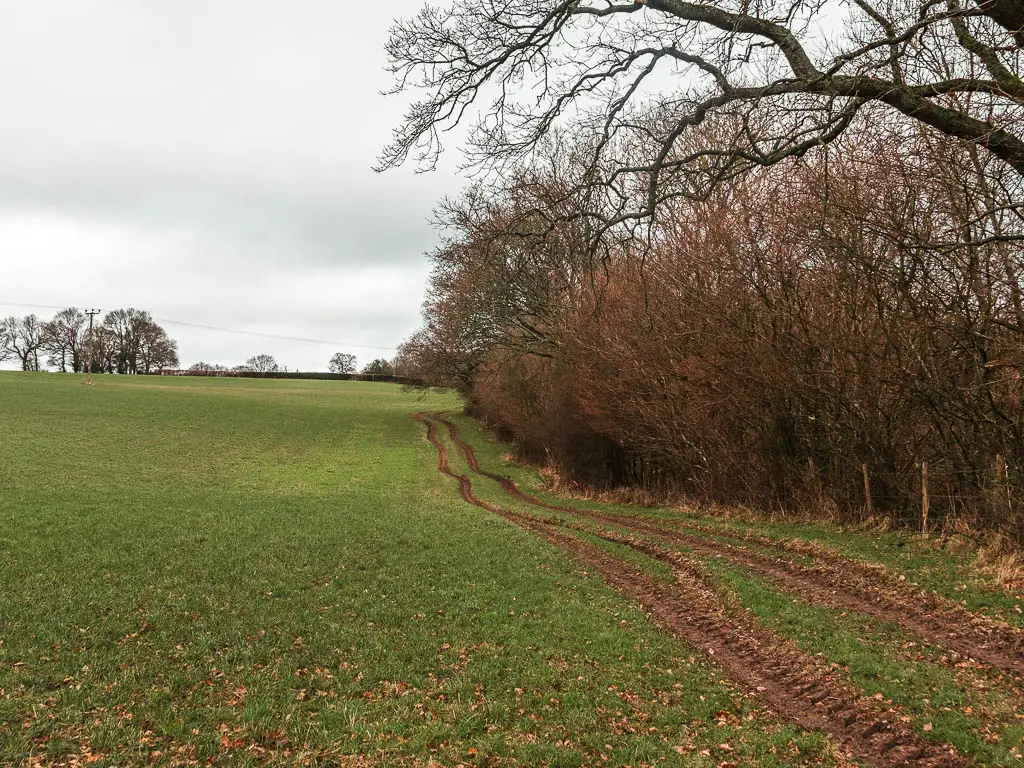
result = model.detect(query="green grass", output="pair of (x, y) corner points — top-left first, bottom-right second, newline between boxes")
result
(445, 411), (1024, 629)
(0, 373), (837, 767)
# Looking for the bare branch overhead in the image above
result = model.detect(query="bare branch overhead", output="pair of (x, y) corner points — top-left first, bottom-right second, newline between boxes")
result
(381, 0), (1024, 233)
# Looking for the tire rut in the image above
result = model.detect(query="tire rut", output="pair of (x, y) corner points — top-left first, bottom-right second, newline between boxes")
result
(415, 412), (972, 768)
(428, 412), (1024, 685)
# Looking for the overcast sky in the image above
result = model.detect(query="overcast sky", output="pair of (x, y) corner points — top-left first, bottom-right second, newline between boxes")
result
(0, 0), (462, 371)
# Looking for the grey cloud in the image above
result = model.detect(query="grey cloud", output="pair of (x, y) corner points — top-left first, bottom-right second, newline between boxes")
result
(0, 162), (443, 267)
(0, 0), (458, 368)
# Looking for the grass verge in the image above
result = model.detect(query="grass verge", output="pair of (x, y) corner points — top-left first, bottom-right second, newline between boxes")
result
(1, 374), (836, 767)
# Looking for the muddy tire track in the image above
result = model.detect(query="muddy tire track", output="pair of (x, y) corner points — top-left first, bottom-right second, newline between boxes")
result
(415, 412), (971, 767)
(430, 412), (1024, 684)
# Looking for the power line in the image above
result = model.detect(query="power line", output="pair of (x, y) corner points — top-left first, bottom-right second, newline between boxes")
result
(0, 302), (399, 352)
(0, 302), (64, 312)
(151, 318), (397, 351)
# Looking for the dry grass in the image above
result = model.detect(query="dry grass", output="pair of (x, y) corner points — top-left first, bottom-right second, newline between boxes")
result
(975, 533), (1024, 588)
(536, 466), (664, 507)
(537, 464), (851, 525)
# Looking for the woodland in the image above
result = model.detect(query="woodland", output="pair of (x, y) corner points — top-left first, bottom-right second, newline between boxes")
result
(385, 0), (1024, 540)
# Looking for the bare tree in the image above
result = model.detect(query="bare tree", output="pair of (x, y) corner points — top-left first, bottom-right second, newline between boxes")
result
(1, 315), (46, 371)
(86, 326), (118, 374)
(103, 308), (151, 374)
(98, 309), (179, 374)
(361, 358), (395, 376)
(136, 323), (179, 373)
(0, 322), (10, 365)
(381, 0), (1024, 236)
(328, 352), (357, 374)
(245, 354), (279, 373)
(42, 308), (87, 373)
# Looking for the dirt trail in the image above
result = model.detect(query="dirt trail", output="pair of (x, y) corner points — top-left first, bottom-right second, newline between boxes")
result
(429, 412), (1024, 684)
(415, 412), (972, 767)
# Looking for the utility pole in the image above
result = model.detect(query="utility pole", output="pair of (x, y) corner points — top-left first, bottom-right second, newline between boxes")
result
(84, 309), (101, 385)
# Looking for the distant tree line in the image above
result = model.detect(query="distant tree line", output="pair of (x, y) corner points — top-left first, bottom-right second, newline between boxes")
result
(187, 353), (395, 377)
(2, 313), (402, 381)
(0, 308), (179, 374)
(185, 355), (279, 374)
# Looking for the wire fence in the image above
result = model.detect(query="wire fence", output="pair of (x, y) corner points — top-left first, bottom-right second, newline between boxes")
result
(609, 448), (1024, 544)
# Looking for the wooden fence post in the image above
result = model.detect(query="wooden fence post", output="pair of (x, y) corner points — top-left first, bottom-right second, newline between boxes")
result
(921, 461), (929, 533)
(1005, 458), (1014, 523)
(862, 463), (873, 518)
(995, 454), (1006, 523)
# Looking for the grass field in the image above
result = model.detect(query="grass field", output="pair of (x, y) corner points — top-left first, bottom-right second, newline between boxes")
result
(1, 373), (1021, 767)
